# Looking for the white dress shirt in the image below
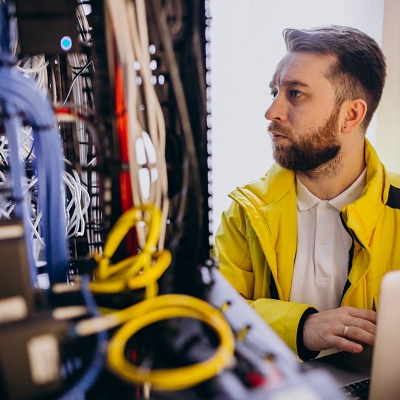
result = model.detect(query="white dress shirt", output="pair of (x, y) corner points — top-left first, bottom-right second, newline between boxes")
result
(289, 169), (367, 312)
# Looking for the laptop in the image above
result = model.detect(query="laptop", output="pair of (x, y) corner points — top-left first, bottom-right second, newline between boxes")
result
(304, 270), (400, 400)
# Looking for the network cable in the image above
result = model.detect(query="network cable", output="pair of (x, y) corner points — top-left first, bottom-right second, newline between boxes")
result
(73, 293), (235, 392)
(90, 204), (171, 297)
(106, 0), (169, 251)
(57, 275), (107, 400)
(0, 64), (68, 284)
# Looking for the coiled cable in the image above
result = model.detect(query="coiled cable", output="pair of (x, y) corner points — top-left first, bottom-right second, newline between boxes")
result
(75, 293), (235, 391)
(90, 204), (170, 296)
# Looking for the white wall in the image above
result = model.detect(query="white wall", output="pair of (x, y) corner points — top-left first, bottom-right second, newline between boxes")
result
(209, 0), (385, 236)
(376, 0), (400, 173)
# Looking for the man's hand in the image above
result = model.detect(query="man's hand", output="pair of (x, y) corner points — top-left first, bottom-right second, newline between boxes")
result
(303, 306), (376, 353)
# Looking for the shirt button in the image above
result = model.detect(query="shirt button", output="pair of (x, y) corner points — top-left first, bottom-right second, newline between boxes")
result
(321, 205), (327, 211)
(320, 237), (326, 244)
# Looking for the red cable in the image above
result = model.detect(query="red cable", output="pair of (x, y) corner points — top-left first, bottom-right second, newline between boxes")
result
(115, 58), (138, 254)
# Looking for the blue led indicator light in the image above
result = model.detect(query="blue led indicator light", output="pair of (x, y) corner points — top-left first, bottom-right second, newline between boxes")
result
(60, 36), (73, 51)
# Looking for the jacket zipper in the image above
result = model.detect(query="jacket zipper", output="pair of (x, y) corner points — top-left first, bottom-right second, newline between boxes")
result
(339, 211), (365, 303)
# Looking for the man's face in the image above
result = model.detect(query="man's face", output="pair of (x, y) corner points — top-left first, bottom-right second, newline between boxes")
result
(266, 52), (342, 174)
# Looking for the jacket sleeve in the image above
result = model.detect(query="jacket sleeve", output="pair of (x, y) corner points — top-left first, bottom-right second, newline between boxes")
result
(215, 200), (318, 359)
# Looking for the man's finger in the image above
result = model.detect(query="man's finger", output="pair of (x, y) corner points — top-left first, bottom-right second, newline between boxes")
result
(330, 335), (364, 353)
(347, 317), (376, 335)
(348, 307), (377, 323)
(342, 326), (375, 347)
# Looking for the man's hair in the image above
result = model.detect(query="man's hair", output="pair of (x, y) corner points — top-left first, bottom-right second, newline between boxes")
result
(283, 25), (386, 131)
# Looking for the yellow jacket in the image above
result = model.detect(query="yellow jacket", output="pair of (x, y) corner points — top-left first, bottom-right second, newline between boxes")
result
(215, 140), (400, 357)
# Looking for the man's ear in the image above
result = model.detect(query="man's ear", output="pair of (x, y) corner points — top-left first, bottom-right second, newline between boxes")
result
(341, 99), (367, 133)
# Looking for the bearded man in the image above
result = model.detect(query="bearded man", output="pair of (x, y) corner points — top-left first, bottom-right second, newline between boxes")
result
(215, 25), (400, 361)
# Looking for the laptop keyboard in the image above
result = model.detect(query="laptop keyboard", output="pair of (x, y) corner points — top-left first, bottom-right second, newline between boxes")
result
(341, 378), (370, 399)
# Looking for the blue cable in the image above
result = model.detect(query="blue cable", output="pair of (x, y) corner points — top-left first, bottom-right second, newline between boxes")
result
(0, 3), (39, 283)
(2, 102), (38, 284)
(0, 66), (68, 284)
(58, 275), (108, 400)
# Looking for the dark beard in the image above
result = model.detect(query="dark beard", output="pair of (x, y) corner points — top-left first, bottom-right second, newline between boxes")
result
(269, 106), (341, 177)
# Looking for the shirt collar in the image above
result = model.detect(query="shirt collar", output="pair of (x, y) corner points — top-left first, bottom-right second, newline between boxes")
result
(296, 177), (320, 211)
(296, 168), (367, 211)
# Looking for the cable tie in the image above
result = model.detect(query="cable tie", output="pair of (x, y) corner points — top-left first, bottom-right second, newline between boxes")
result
(0, 53), (17, 67)
(219, 301), (231, 314)
(0, 107), (23, 120)
(236, 324), (252, 342)
(115, 108), (128, 119)
(29, 122), (58, 131)
(9, 196), (24, 204)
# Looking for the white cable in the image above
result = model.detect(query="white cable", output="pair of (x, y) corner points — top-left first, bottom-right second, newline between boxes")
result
(16, 55), (49, 94)
(128, 0), (169, 248)
(55, 108), (101, 252)
(106, 0), (169, 250)
(16, 59), (49, 74)
(76, 2), (92, 44)
(62, 166), (91, 238)
(107, 0), (146, 247)
(66, 2), (98, 250)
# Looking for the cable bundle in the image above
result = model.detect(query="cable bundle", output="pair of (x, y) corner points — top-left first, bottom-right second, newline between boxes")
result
(106, 0), (169, 250)
(0, 65), (68, 284)
(106, 294), (235, 391)
(75, 292), (235, 391)
(62, 202), (233, 392)
(16, 55), (49, 93)
(90, 204), (171, 297)
(0, 134), (91, 243)
(62, 162), (91, 238)
(2, 1), (98, 266)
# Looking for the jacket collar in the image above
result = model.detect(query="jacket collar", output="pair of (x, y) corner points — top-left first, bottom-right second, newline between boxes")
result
(234, 139), (389, 247)
(238, 163), (295, 209)
(340, 139), (389, 248)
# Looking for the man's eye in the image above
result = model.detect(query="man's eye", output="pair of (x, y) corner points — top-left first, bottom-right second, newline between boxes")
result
(290, 89), (303, 98)
(270, 91), (278, 99)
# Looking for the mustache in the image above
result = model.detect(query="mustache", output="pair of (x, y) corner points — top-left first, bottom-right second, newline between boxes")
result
(267, 122), (292, 138)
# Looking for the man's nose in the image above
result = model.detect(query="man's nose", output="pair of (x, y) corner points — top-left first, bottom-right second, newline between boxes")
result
(265, 95), (287, 122)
